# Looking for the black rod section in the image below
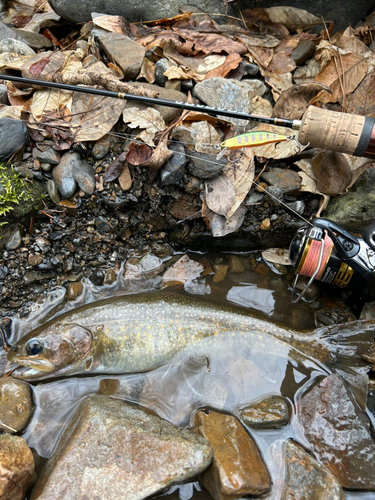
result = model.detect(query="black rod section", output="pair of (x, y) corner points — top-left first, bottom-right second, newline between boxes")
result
(0, 74), (297, 128)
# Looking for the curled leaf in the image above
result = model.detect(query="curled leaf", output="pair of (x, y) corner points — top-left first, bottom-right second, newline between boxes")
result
(202, 197), (247, 237)
(312, 151), (352, 195)
(143, 135), (174, 182)
(126, 142), (153, 165)
(103, 152), (127, 182)
(122, 107), (167, 146)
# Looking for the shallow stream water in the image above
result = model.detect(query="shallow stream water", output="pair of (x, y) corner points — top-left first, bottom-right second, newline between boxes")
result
(3, 250), (375, 499)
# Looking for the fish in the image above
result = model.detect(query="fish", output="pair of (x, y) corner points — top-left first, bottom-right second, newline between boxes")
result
(7, 292), (375, 382)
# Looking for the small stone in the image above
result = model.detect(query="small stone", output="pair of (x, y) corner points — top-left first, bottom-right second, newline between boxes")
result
(28, 252), (43, 266)
(265, 185), (283, 206)
(46, 179), (61, 205)
(260, 218), (271, 230)
(185, 177), (201, 195)
(188, 152), (226, 179)
(0, 434), (34, 500)
(155, 57), (172, 85)
(212, 264), (228, 282)
(269, 440), (345, 500)
(139, 253), (164, 279)
(32, 395), (212, 500)
(291, 39), (316, 66)
(286, 200), (305, 215)
(165, 79), (181, 92)
(161, 142), (187, 185)
(242, 61), (259, 76)
(89, 269), (105, 286)
(255, 182), (268, 193)
(238, 396), (290, 429)
(59, 199), (77, 216)
(193, 409), (270, 499)
(0, 118), (28, 161)
(261, 168), (301, 194)
(67, 273), (83, 282)
(255, 263), (269, 276)
(73, 159), (95, 195)
(36, 148), (60, 165)
(53, 151), (79, 198)
(66, 281), (84, 300)
(0, 84), (9, 105)
(360, 300), (375, 320)
(40, 162), (52, 172)
(0, 38), (35, 55)
(99, 379), (120, 396)
(181, 79), (194, 91)
(51, 255), (63, 267)
(99, 33), (146, 80)
(246, 191), (264, 205)
(118, 164), (132, 191)
(0, 378), (32, 433)
(172, 123), (198, 151)
(104, 268), (116, 284)
(228, 255), (245, 274)
(92, 135), (111, 160)
(5, 225), (23, 250)
(35, 236), (50, 253)
(11, 28), (54, 50)
(95, 216), (111, 233)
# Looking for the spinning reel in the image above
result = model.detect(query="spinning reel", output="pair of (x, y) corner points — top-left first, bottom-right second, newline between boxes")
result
(289, 219), (375, 303)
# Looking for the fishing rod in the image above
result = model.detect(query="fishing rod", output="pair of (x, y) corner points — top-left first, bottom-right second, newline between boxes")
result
(1, 74), (375, 159)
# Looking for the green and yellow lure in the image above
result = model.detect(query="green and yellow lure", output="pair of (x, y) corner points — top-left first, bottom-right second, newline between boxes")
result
(220, 131), (290, 150)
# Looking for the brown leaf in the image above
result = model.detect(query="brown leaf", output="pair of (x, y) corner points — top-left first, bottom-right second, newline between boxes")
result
(202, 198), (247, 237)
(262, 248), (292, 266)
(242, 8), (290, 39)
(103, 152), (127, 182)
(28, 57), (50, 77)
(143, 136), (174, 182)
(169, 194), (201, 220)
(272, 82), (332, 120)
(258, 68), (293, 100)
(204, 53), (242, 79)
(162, 254), (204, 287)
(267, 37), (299, 74)
(346, 68), (375, 116)
(126, 142), (153, 165)
(295, 158), (330, 216)
(205, 174), (236, 217)
(312, 151), (352, 195)
(136, 58), (156, 84)
(118, 163), (132, 191)
(314, 53), (368, 104)
(264, 6), (321, 32)
(223, 148), (255, 218)
(92, 15), (126, 34)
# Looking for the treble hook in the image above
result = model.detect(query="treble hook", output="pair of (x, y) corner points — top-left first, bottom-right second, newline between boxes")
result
(216, 147), (245, 162)
(286, 135), (310, 153)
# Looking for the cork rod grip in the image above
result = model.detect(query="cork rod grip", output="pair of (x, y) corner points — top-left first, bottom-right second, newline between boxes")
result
(298, 106), (375, 158)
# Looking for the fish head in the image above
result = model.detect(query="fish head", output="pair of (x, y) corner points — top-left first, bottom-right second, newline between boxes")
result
(8, 322), (92, 375)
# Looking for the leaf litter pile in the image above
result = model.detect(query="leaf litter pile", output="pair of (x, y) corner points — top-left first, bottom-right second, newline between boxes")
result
(2, 1), (375, 242)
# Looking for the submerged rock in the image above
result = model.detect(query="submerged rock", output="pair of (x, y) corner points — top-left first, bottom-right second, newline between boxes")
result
(268, 440), (345, 500)
(0, 378), (32, 433)
(193, 409), (270, 499)
(31, 395), (212, 500)
(0, 434), (34, 500)
(297, 374), (375, 490)
(238, 395), (290, 429)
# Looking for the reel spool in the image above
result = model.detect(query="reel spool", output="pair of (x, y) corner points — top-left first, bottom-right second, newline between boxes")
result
(289, 219), (375, 303)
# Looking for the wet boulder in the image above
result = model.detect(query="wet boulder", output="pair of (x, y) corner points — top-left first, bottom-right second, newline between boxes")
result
(238, 395), (290, 429)
(31, 395), (212, 500)
(0, 434), (34, 500)
(0, 378), (32, 433)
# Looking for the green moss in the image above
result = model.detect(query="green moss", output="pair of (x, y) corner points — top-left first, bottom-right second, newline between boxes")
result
(0, 165), (34, 226)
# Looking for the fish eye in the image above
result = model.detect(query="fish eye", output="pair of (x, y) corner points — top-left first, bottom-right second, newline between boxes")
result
(25, 339), (44, 356)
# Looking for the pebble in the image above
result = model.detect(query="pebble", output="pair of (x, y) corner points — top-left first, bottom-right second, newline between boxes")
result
(91, 135), (111, 160)
(265, 185), (283, 206)
(28, 252), (43, 266)
(40, 162), (52, 172)
(36, 148), (60, 165)
(185, 177), (201, 195)
(291, 39), (316, 66)
(53, 151), (79, 198)
(286, 200), (305, 215)
(35, 236), (50, 253)
(0, 84), (9, 105)
(246, 191), (264, 205)
(255, 263), (269, 276)
(261, 168), (301, 194)
(0, 378), (32, 433)
(242, 61), (260, 76)
(89, 269), (105, 286)
(12, 28), (53, 50)
(212, 264), (228, 282)
(155, 58), (172, 85)
(228, 255), (245, 273)
(32, 395), (212, 500)
(360, 300), (375, 320)
(193, 409), (271, 499)
(0, 434), (34, 500)
(5, 225), (23, 250)
(298, 374), (375, 490)
(260, 218), (271, 230)
(73, 158), (96, 195)
(0, 38), (35, 55)
(165, 79), (181, 91)
(269, 440), (345, 500)
(194, 78), (251, 127)
(187, 152), (226, 179)
(118, 164), (132, 191)
(46, 179), (61, 205)
(160, 143), (187, 185)
(0, 118), (29, 162)
(255, 182), (268, 193)
(99, 33), (145, 80)
(238, 395), (290, 429)
(95, 216), (111, 233)
(67, 281), (84, 300)
(104, 268), (116, 284)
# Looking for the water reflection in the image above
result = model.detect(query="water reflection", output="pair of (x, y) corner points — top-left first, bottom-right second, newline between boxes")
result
(227, 285), (276, 315)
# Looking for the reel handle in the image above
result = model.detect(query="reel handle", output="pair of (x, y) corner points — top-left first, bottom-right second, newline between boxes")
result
(298, 106), (375, 158)
(311, 218), (360, 259)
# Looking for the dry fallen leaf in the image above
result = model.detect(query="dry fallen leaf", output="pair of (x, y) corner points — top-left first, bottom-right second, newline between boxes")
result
(0, 106), (23, 120)
(136, 58), (156, 84)
(264, 6), (321, 32)
(162, 254), (204, 287)
(312, 150), (352, 195)
(122, 107), (167, 146)
(314, 53), (368, 104)
(346, 67), (375, 116)
(204, 53), (242, 79)
(205, 174), (236, 217)
(92, 15), (126, 34)
(258, 68), (293, 101)
(202, 198), (247, 237)
(30, 88), (72, 121)
(142, 135), (174, 182)
(126, 142), (153, 165)
(103, 152), (127, 182)
(293, 60), (321, 84)
(195, 121), (223, 154)
(223, 148), (255, 218)
(295, 158), (330, 216)
(262, 248), (292, 266)
(272, 82), (332, 120)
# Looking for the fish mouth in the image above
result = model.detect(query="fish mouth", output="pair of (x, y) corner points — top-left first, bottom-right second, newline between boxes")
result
(11, 356), (56, 372)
